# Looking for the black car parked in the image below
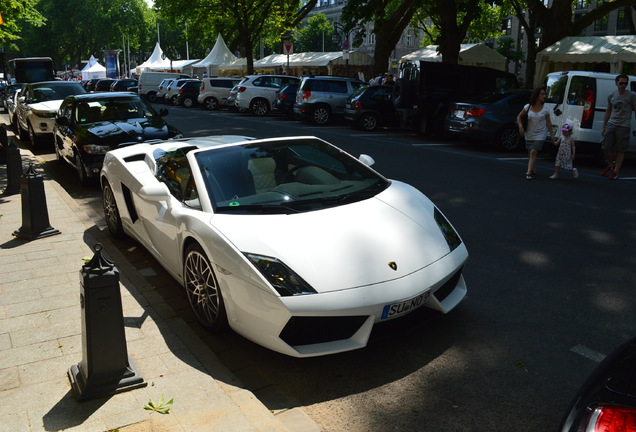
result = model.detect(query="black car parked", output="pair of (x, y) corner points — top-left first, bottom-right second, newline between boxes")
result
(344, 85), (400, 131)
(174, 80), (202, 107)
(54, 92), (182, 184)
(273, 83), (298, 118)
(110, 78), (138, 92)
(93, 79), (116, 92)
(444, 89), (532, 151)
(560, 336), (636, 432)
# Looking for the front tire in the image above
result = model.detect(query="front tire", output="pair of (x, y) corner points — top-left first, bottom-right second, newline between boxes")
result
(183, 243), (228, 331)
(102, 182), (125, 238)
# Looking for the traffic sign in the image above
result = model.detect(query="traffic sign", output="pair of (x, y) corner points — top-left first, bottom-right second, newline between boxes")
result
(283, 40), (293, 55)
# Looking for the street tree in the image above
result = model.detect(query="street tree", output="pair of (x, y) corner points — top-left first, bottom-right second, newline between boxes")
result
(153, 0), (318, 75)
(508, 0), (636, 86)
(294, 13), (340, 53)
(341, 0), (425, 74)
(0, 0), (45, 50)
(19, 0), (153, 72)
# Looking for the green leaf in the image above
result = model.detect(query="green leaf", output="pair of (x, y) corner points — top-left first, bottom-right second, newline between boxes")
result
(144, 395), (174, 414)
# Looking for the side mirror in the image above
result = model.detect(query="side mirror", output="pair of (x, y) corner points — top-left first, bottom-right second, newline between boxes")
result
(159, 108), (169, 117)
(358, 154), (375, 167)
(139, 182), (171, 203)
(553, 108), (562, 116)
(56, 116), (69, 126)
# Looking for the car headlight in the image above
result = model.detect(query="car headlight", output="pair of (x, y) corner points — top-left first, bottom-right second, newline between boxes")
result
(32, 109), (56, 118)
(434, 207), (462, 251)
(244, 253), (317, 296)
(82, 144), (111, 154)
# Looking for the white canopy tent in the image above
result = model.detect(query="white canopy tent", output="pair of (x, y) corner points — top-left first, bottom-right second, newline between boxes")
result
(192, 34), (237, 76)
(252, 51), (373, 75)
(82, 61), (107, 80)
(401, 44), (507, 71)
(136, 42), (172, 73)
(535, 36), (636, 88)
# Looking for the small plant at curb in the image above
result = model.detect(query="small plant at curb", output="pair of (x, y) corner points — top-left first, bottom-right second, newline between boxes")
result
(144, 395), (174, 414)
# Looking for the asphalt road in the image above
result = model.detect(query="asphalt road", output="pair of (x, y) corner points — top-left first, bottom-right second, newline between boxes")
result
(5, 104), (636, 432)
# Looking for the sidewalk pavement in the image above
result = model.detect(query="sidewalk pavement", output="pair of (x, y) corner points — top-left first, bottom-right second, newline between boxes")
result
(0, 133), (320, 432)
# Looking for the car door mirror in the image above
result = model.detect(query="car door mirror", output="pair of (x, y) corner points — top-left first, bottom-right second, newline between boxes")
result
(158, 108), (169, 117)
(56, 116), (69, 126)
(358, 154), (375, 167)
(139, 182), (172, 203)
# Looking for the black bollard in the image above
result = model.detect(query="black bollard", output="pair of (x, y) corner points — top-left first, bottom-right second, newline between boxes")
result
(3, 141), (22, 195)
(68, 244), (146, 401)
(13, 163), (61, 240)
(0, 125), (7, 164)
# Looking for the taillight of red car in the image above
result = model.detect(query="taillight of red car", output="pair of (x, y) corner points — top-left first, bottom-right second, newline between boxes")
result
(465, 107), (486, 117)
(587, 405), (636, 432)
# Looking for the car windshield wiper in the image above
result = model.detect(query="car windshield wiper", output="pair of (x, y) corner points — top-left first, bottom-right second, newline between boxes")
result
(215, 203), (302, 214)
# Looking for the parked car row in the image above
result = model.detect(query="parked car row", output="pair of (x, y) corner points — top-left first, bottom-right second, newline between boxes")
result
(81, 78), (138, 93)
(141, 72), (532, 152)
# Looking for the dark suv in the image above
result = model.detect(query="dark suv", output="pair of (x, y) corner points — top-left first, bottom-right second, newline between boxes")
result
(294, 76), (366, 125)
(175, 80), (202, 107)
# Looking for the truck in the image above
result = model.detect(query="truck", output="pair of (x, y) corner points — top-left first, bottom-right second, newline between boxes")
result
(394, 60), (519, 135)
(138, 71), (191, 102)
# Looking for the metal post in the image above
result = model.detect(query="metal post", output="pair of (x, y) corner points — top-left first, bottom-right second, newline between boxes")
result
(68, 244), (146, 401)
(13, 163), (61, 240)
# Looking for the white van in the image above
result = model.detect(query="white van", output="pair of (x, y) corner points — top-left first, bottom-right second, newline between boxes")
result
(138, 71), (191, 102)
(544, 71), (636, 154)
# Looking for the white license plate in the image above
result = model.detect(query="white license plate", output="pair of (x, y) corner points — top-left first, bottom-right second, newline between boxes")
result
(381, 292), (430, 319)
(454, 110), (465, 119)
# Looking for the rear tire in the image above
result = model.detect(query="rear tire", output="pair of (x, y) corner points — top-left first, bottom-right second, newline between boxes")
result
(251, 99), (269, 116)
(498, 125), (522, 152)
(311, 105), (330, 125)
(183, 97), (194, 108)
(359, 112), (378, 131)
(204, 97), (219, 110)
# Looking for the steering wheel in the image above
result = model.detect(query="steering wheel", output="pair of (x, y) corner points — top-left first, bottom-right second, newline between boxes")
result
(282, 164), (310, 183)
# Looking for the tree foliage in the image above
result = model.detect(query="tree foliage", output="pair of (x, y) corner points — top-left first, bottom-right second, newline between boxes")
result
(0, 0), (45, 49)
(17, 0), (153, 71)
(153, 0), (317, 74)
(508, 0), (636, 86)
(293, 13), (340, 53)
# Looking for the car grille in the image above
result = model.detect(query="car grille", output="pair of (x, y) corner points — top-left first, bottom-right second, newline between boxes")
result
(279, 316), (367, 346)
(432, 267), (463, 303)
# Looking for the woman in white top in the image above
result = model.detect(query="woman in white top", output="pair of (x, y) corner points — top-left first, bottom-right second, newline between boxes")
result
(517, 87), (555, 180)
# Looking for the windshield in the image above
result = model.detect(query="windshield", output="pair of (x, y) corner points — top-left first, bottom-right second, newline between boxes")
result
(195, 138), (389, 214)
(76, 97), (157, 123)
(31, 83), (85, 102)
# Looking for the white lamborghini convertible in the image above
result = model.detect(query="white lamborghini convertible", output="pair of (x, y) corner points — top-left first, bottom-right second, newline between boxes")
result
(100, 135), (468, 357)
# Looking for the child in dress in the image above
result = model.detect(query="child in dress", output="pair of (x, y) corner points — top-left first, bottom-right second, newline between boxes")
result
(550, 121), (579, 179)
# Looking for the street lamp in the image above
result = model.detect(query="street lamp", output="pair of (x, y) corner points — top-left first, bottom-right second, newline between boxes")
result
(332, 22), (361, 77)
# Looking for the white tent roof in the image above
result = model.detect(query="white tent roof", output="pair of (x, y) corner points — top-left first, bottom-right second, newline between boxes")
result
(535, 36), (636, 87)
(137, 42), (172, 70)
(82, 62), (106, 80)
(401, 44), (506, 70)
(253, 51), (374, 68)
(193, 34), (237, 68)
(81, 55), (99, 72)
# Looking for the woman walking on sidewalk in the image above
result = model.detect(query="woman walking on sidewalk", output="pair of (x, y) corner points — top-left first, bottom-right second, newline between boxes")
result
(517, 87), (555, 180)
